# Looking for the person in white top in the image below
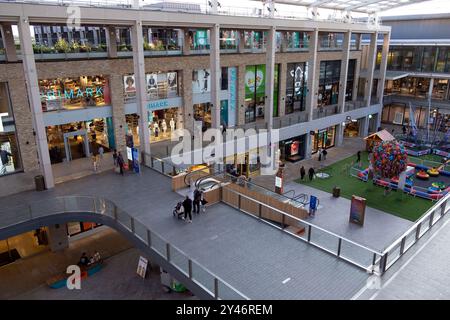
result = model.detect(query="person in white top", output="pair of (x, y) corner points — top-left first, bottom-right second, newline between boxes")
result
(169, 118), (175, 132)
(161, 119), (167, 133)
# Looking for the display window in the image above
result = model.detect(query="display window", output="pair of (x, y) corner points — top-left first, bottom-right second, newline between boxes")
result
(220, 30), (238, 50)
(194, 103), (211, 130)
(311, 126), (336, 154)
(285, 62), (308, 114)
(318, 60), (341, 107)
(124, 71), (179, 103)
(344, 121), (359, 138)
(39, 75), (109, 112)
(46, 117), (114, 164)
(280, 135), (306, 162)
(0, 82), (22, 176)
(67, 221), (102, 237)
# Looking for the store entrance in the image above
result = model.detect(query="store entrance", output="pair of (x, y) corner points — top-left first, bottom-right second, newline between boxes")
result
(63, 130), (90, 161)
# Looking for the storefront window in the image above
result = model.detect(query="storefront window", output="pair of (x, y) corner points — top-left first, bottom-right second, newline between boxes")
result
(123, 71), (179, 103)
(244, 31), (263, 50)
(0, 83), (22, 176)
(194, 103), (211, 130)
(432, 79), (448, 100)
(280, 135), (306, 162)
(318, 60), (341, 107)
(318, 32), (343, 50)
(311, 126), (336, 154)
(67, 222), (102, 237)
(286, 31), (309, 50)
(188, 29), (210, 51)
(46, 117), (114, 164)
(116, 27), (132, 52)
(435, 47), (450, 73)
(39, 75), (109, 112)
(143, 27), (182, 52)
(220, 30), (238, 50)
(285, 62), (308, 114)
(346, 59), (356, 102)
(244, 64), (279, 123)
(0, 31), (5, 57)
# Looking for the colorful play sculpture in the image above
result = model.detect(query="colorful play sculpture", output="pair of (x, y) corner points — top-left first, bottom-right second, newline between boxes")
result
(371, 141), (408, 179)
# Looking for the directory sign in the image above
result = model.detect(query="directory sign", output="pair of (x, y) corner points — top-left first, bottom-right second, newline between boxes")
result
(349, 195), (366, 226)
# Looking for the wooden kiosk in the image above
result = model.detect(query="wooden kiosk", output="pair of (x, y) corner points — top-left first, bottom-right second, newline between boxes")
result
(364, 129), (395, 152)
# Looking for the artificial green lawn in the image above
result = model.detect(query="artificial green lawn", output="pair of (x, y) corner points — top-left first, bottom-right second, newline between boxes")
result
(296, 152), (433, 222)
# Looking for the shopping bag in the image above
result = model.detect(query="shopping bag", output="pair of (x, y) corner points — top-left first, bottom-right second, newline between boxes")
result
(123, 163), (129, 170)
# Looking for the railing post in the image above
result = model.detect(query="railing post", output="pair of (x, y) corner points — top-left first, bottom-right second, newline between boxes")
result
(415, 223), (422, 240)
(188, 260), (193, 279)
(166, 243), (171, 261)
(372, 253), (377, 267)
(214, 278), (219, 299)
(147, 229), (152, 247)
(307, 225), (312, 242)
(258, 203), (262, 219)
(282, 214), (286, 229)
(113, 205), (118, 220)
(379, 253), (388, 274)
(400, 236), (406, 255)
(441, 200), (447, 216)
(429, 211), (435, 228)
(238, 194), (241, 210)
(337, 238), (342, 257)
(130, 217), (135, 233)
(161, 161), (165, 174)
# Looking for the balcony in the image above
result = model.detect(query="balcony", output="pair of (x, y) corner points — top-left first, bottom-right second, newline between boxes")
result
(33, 39), (108, 60)
(190, 44), (210, 55)
(220, 43), (238, 54)
(344, 100), (367, 112)
(273, 111), (309, 129)
(312, 104), (339, 120)
(143, 38), (182, 57)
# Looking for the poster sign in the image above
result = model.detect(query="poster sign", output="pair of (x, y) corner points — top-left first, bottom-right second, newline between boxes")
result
(192, 69), (211, 93)
(349, 195), (366, 226)
(132, 147), (140, 173)
(275, 176), (282, 188)
(123, 75), (136, 93)
(136, 256), (148, 279)
(126, 146), (133, 161)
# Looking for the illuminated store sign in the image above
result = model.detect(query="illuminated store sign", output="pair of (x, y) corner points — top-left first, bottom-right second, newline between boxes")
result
(40, 87), (104, 99)
(147, 100), (169, 111)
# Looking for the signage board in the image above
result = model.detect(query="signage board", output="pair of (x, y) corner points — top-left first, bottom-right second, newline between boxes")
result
(136, 256), (148, 279)
(349, 195), (366, 226)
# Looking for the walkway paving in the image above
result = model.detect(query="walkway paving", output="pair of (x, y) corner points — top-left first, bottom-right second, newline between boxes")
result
(0, 167), (370, 299)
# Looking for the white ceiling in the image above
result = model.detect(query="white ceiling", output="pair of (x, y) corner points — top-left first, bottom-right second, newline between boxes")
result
(254, 0), (430, 14)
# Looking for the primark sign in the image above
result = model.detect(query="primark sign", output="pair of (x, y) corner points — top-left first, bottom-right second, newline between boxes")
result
(40, 87), (104, 100)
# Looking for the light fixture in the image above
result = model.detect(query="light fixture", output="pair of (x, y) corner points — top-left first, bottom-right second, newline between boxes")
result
(368, 114), (373, 119)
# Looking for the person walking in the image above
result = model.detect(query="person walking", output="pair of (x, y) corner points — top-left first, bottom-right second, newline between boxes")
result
(356, 150), (361, 167)
(308, 167), (315, 181)
(113, 149), (118, 166)
(300, 166), (306, 181)
(182, 195), (193, 223)
(322, 149), (328, 161)
(117, 151), (125, 175)
(193, 188), (201, 214)
(318, 148), (322, 162)
(92, 153), (99, 172)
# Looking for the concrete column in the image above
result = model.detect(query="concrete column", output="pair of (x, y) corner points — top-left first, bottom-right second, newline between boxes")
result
(131, 20), (151, 162)
(210, 24), (221, 129)
(353, 57), (361, 102)
(47, 224), (69, 252)
(237, 64), (246, 125)
(278, 61), (287, 117)
(264, 26), (276, 129)
(182, 68), (194, 135)
(280, 31), (288, 53)
(305, 133), (312, 159)
(182, 29), (191, 55)
(1, 23), (18, 62)
(110, 74), (127, 155)
(238, 30), (246, 53)
(336, 123), (345, 146)
(360, 116), (370, 137)
(106, 26), (117, 58)
(364, 32), (378, 107)
(305, 29), (319, 121)
(376, 33), (391, 105)
(428, 78), (434, 101)
(338, 31), (351, 113)
(356, 33), (362, 51)
(18, 17), (54, 189)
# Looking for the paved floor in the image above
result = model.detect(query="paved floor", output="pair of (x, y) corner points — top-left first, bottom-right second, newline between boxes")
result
(283, 182), (413, 252)
(0, 167), (370, 299)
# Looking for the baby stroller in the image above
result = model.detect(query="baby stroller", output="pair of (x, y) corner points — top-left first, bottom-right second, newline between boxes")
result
(172, 201), (184, 219)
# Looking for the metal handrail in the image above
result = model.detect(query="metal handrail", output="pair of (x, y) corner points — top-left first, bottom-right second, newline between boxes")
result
(0, 195), (249, 300)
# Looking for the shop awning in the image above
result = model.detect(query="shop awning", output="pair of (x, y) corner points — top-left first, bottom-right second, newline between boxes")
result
(385, 71), (410, 81)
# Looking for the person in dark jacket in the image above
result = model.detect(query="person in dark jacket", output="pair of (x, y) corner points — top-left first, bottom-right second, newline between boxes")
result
(193, 189), (202, 214)
(117, 152), (125, 175)
(300, 166), (306, 180)
(308, 167), (315, 181)
(182, 195), (193, 223)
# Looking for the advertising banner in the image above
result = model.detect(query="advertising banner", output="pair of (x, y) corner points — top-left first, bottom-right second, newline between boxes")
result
(192, 69), (211, 93)
(228, 67), (237, 127)
(132, 147), (140, 173)
(349, 195), (366, 226)
(123, 75), (136, 93)
(136, 256), (148, 279)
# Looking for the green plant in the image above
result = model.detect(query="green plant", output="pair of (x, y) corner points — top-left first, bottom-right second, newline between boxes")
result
(55, 38), (70, 53)
(79, 43), (91, 52)
(118, 43), (129, 51)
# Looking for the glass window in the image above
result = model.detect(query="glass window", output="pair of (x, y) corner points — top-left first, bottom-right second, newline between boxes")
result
(0, 83), (23, 176)
(221, 67), (228, 91)
(421, 47), (437, 72)
(432, 79), (448, 100)
(285, 62), (307, 114)
(40, 75), (109, 112)
(220, 30), (238, 50)
(318, 32), (343, 50)
(143, 27), (182, 52)
(318, 60), (341, 107)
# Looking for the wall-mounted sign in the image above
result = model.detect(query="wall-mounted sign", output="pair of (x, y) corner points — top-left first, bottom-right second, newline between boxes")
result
(147, 100), (169, 111)
(192, 69), (211, 93)
(349, 195), (366, 226)
(136, 256), (148, 279)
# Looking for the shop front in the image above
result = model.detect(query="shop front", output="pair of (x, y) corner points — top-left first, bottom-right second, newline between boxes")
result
(46, 117), (115, 163)
(318, 60), (341, 107)
(344, 119), (360, 137)
(67, 221), (102, 237)
(311, 126), (336, 154)
(39, 75), (109, 112)
(123, 71), (179, 103)
(280, 135), (306, 162)
(285, 62), (308, 114)
(225, 148), (261, 178)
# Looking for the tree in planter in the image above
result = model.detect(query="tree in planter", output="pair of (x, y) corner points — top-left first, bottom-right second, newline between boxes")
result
(70, 40), (80, 53)
(55, 38), (70, 53)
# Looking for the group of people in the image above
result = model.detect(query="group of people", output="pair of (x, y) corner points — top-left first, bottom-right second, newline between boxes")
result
(299, 166), (316, 182)
(78, 251), (101, 267)
(317, 148), (328, 162)
(174, 189), (208, 223)
(112, 149), (126, 175)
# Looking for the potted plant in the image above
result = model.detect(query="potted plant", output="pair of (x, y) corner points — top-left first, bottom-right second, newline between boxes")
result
(55, 38), (70, 53)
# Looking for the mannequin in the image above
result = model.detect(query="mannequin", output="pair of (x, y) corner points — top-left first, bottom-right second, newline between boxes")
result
(162, 119), (167, 134)
(169, 117), (175, 132)
(153, 121), (159, 134)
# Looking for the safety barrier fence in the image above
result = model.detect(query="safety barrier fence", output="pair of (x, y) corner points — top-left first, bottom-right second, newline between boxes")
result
(0, 195), (249, 300)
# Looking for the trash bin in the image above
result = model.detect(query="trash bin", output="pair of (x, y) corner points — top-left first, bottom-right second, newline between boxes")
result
(34, 175), (45, 191)
(332, 186), (340, 198)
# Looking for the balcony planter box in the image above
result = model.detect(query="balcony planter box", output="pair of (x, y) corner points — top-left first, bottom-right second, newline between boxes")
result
(40, 53), (67, 60)
(88, 52), (108, 58)
(220, 48), (238, 54)
(167, 50), (182, 56)
(117, 51), (133, 57)
(67, 52), (89, 59)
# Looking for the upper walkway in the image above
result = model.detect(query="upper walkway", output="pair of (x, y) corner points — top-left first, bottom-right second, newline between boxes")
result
(0, 166), (371, 299)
